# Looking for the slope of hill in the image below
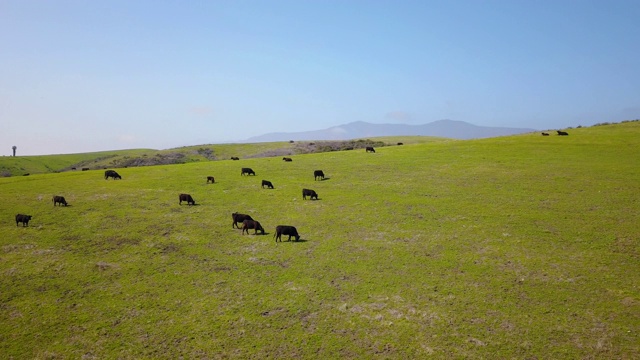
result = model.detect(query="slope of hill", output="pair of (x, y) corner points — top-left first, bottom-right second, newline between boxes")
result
(0, 137), (448, 177)
(1, 121), (638, 358)
(246, 119), (537, 142)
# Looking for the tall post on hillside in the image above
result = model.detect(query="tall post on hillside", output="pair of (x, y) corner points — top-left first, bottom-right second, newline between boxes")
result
(12, 146), (17, 157)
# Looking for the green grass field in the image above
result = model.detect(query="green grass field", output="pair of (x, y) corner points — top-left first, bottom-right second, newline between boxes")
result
(1, 123), (638, 358)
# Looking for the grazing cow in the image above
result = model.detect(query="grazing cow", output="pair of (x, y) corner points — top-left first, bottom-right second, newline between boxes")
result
(232, 212), (253, 229)
(82, 168), (90, 171)
(15, 214), (32, 227)
(53, 195), (68, 206)
(397, 142), (403, 145)
(242, 219), (265, 235)
(274, 225), (300, 242)
(261, 180), (274, 189)
(231, 157), (240, 160)
(207, 176), (215, 183)
(557, 130), (569, 136)
(241, 167), (255, 176)
(302, 188), (318, 200)
(282, 157), (293, 162)
(314, 170), (325, 180)
(104, 170), (122, 180)
(23, 173), (30, 176)
(179, 193), (195, 205)
(542, 132), (550, 136)
(366, 146), (376, 153)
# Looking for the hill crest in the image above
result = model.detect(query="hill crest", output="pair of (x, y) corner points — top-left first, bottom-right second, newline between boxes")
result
(245, 120), (537, 142)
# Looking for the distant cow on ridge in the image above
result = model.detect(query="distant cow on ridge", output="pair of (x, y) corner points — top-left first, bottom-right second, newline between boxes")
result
(241, 168), (256, 176)
(541, 132), (550, 136)
(104, 170), (121, 180)
(179, 193), (195, 205)
(231, 157), (240, 160)
(366, 146), (375, 153)
(232, 212), (253, 229)
(302, 188), (318, 200)
(314, 170), (325, 180)
(282, 157), (293, 162)
(53, 195), (68, 206)
(207, 176), (215, 183)
(15, 214), (33, 227)
(274, 225), (300, 242)
(262, 180), (274, 189)
(557, 130), (569, 136)
(242, 219), (265, 235)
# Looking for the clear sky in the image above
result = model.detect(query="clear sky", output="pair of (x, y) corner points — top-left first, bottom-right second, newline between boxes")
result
(1, 0), (639, 155)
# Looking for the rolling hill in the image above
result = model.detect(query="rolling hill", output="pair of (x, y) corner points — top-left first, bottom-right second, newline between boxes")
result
(0, 121), (638, 358)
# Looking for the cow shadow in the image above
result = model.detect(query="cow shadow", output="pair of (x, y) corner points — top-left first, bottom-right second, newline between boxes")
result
(319, 177), (331, 181)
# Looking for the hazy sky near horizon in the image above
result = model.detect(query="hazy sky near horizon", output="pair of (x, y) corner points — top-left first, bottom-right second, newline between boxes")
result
(2, 0), (639, 155)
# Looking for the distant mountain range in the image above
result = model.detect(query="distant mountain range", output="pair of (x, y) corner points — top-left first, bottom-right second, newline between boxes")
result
(245, 120), (537, 142)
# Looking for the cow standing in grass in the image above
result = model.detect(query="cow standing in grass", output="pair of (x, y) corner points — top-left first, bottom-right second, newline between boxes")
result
(179, 194), (195, 205)
(366, 146), (375, 153)
(241, 168), (255, 176)
(262, 180), (274, 189)
(274, 225), (300, 242)
(302, 188), (318, 200)
(15, 214), (32, 227)
(105, 170), (122, 180)
(242, 220), (265, 235)
(53, 196), (68, 206)
(282, 157), (293, 162)
(557, 130), (569, 136)
(232, 213), (253, 229)
(207, 176), (215, 183)
(314, 170), (325, 180)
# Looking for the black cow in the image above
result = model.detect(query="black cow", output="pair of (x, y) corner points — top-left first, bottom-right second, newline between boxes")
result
(314, 170), (325, 180)
(302, 188), (318, 200)
(53, 195), (68, 206)
(397, 142), (403, 145)
(541, 132), (550, 136)
(241, 168), (255, 176)
(261, 180), (274, 189)
(557, 130), (569, 136)
(105, 170), (122, 180)
(366, 146), (376, 153)
(231, 157), (240, 160)
(282, 157), (293, 162)
(207, 176), (215, 183)
(15, 214), (32, 227)
(179, 193), (195, 205)
(232, 212), (253, 229)
(242, 219), (265, 235)
(82, 168), (90, 171)
(274, 225), (300, 242)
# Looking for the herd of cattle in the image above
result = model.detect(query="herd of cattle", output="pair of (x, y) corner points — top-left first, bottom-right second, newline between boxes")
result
(12, 153), (342, 242)
(541, 130), (569, 136)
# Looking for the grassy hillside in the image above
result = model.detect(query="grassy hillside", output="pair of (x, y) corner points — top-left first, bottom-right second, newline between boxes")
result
(1, 123), (638, 358)
(0, 137), (446, 177)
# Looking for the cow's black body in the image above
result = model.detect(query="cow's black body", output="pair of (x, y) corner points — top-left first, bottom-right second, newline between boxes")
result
(53, 195), (68, 206)
(302, 188), (318, 200)
(232, 212), (253, 228)
(15, 214), (32, 227)
(241, 168), (255, 176)
(179, 193), (195, 205)
(274, 225), (300, 242)
(242, 220), (265, 235)
(105, 170), (122, 180)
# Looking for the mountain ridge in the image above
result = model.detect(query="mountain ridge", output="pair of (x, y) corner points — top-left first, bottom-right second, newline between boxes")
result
(245, 120), (537, 142)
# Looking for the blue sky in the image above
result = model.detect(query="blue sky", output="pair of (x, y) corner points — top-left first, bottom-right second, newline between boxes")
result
(1, 0), (639, 155)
